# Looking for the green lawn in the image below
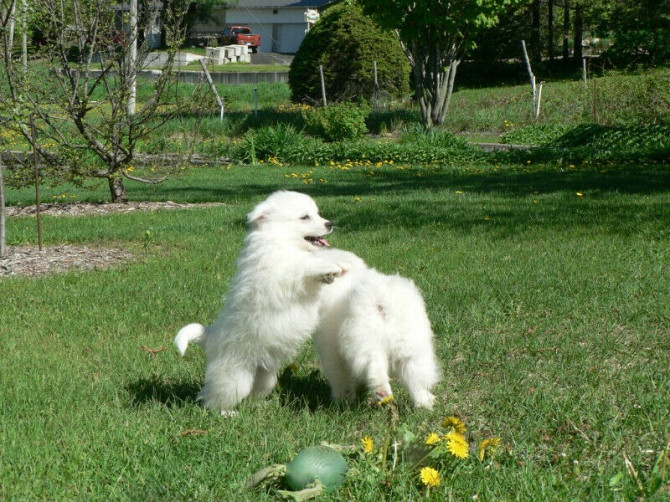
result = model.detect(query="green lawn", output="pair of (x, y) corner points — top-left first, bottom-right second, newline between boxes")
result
(2, 160), (669, 500)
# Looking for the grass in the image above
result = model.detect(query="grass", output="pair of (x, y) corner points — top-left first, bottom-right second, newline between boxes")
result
(2, 158), (669, 500)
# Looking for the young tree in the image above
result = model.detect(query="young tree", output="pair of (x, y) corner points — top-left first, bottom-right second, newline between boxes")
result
(0, 0), (197, 203)
(357, 0), (528, 127)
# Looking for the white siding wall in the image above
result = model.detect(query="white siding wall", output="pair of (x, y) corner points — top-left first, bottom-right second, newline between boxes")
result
(278, 24), (306, 53)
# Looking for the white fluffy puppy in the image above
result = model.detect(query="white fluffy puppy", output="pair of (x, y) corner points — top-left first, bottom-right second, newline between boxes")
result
(175, 191), (343, 415)
(314, 249), (440, 409)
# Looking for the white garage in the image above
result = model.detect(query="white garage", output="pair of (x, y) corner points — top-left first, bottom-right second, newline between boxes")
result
(196, 0), (331, 54)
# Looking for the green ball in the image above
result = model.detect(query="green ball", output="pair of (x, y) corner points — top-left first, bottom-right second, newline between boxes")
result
(285, 445), (348, 492)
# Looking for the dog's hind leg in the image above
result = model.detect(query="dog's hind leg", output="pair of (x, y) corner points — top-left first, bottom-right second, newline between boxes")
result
(199, 361), (255, 415)
(398, 356), (438, 409)
(251, 367), (278, 398)
(360, 353), (393, 403)
(322, 354), (356, 403)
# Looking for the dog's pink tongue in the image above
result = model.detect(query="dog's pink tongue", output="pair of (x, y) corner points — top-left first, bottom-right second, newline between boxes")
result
(318, 237), (330, 247)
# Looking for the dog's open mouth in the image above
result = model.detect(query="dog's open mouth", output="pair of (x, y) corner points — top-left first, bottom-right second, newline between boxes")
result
(305, 236), (330, 247)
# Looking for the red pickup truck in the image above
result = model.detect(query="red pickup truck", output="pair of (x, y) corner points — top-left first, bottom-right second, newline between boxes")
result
(218, 26), (261, 53)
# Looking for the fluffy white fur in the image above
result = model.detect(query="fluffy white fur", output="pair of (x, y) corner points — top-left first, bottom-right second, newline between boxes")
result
(314, 248), (440, 409)
(175, 191), (343, 414)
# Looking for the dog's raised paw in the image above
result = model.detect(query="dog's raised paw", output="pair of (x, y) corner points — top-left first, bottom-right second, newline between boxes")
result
(320, 265), (343, 284)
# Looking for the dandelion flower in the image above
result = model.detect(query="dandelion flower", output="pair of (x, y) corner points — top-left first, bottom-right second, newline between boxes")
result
(576, 192), (584, 197)
(419, 467), (441, 487)
(478, 437), (502, 461)
(444, 431), (469, 459)
(442, 416), (467, 434)
(361, 436), (374, 454)
(425, 433), (441, 445)
(377, 395), (394, 406)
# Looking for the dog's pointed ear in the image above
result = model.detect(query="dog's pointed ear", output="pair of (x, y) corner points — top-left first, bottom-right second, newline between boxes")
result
(247, 203), (268, 226)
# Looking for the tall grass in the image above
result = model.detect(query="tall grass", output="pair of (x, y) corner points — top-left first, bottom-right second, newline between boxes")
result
(2, 160), (669, 500)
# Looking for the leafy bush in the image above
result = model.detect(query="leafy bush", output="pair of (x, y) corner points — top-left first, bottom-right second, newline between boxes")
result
(230, 123), (311, 163)
(289, 1), (410, 104)
(302, 103), (370, 142)
(498, 124), (670, 164)
(501, 124), (570, 145)
(282, 134), (486, 167)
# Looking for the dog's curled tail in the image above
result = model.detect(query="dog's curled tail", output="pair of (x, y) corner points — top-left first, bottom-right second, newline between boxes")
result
(175, 323), (206, 356)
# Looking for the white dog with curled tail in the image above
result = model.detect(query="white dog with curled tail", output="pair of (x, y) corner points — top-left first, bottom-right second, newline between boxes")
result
(175, 191), (344, 415)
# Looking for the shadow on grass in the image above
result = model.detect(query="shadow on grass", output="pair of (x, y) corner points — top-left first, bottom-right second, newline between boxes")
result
(136, 164), (670, 236)
(125, 374), (200, 408)
(276, 367), (334, 413)
(125, 369), (335, 412)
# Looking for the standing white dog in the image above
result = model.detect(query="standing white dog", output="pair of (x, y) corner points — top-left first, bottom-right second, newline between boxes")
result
(175, 191), (343, 415)
(314, 249), (440, 409)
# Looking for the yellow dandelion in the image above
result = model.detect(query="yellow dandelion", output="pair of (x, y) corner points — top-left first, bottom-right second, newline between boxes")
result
(377, 395), (394, 406)
(442, 416), (467, 434)
(426, 433), (441, 445)
(419, 467), (441, 487)
(478, 437), (502, 461)
(576, 192), (584, 197)
(444, 431), (469, 459)
(361, 436), (374, 454)
(354, 196), (361, 202)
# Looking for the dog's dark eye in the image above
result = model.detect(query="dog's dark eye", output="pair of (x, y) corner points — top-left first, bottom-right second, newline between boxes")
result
(300, 214), (311, 221)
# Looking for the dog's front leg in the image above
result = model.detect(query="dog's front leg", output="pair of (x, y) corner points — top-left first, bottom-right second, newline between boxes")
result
(304, 259), (344, 284)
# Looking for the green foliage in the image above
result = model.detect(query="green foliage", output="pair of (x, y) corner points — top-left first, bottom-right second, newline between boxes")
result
(302, 103), (370, 142)
(502, 124), (570, 145)
(230, 123), (314, 164)
(282, 131), (485, 167)
(500, 124), (670, 164)
(593, 0), (670, 66)
(288, 1), (410, 104)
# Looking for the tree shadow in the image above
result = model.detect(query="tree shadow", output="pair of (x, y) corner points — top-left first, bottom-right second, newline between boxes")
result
(125, 374), (200, 408)
(129, 160), (670, 238)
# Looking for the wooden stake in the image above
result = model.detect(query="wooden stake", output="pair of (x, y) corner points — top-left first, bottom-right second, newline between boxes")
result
(319, 65), (327, 108)
(199, 59), (225, 120)
(521, 40), (537, 111)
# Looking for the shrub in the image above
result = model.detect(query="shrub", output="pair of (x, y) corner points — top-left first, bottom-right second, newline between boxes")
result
(501, 124), (570, 145)
(302, 103), (370, 142)
(230, 123), (312, 163)
(289, 1), (410, 104)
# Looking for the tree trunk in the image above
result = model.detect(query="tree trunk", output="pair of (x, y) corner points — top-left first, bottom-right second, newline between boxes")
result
(108, 176), (129, 203)
(573, 3), (583, 63)
(410, 40), (459, 128)
(547, 0), (555, 62)
(531, 0), (542, 61)
(562, 0), (570, 63)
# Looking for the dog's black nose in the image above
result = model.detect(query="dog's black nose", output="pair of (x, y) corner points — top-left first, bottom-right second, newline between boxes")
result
(325, 221), (333, 231)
